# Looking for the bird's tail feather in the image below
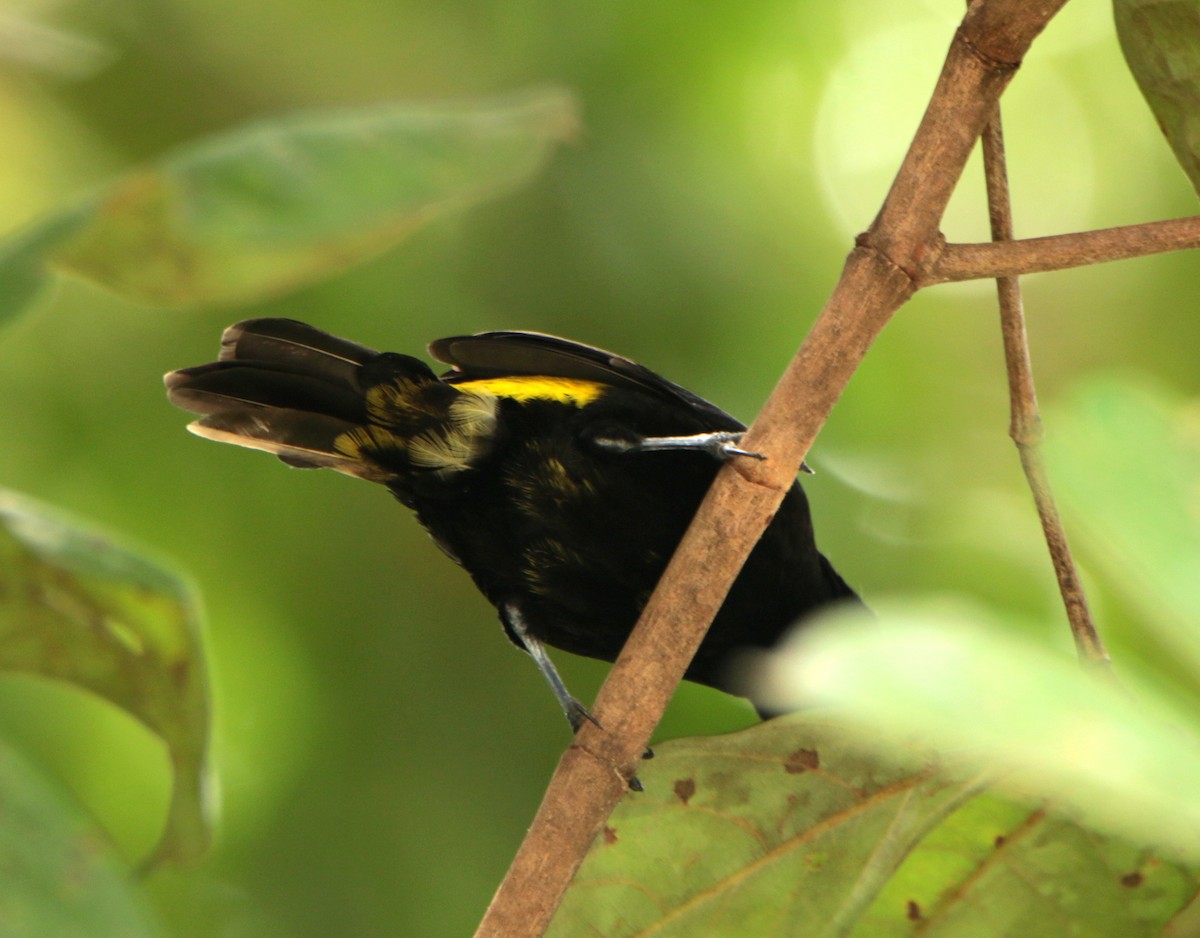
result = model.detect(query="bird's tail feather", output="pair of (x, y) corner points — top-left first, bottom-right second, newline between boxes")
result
(165, 319), (391, 480)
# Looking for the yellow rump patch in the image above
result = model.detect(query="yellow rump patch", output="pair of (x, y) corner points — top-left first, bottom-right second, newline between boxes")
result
(454, 376), (606, 407)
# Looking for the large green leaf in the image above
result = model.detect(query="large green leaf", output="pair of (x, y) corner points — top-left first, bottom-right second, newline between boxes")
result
(1115, 0), (1200, 196)
(0, 87), (578, 321)
(0, 491), (210, 867)
(753, 602), (1200, 866)
(0, 738), (162, 937)
(552, 716), (1197, 936)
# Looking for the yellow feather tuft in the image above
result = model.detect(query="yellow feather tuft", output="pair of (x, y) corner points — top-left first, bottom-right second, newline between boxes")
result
(453, 376), (605, 407)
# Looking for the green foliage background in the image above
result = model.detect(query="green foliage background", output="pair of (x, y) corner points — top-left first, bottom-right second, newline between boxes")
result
(0, 1), (1197, 935)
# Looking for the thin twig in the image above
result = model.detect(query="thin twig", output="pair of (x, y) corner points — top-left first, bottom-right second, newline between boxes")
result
(474, 2), (1070, 935)
(927, 214), (1200, 284)
(978, 109), (1111, 669)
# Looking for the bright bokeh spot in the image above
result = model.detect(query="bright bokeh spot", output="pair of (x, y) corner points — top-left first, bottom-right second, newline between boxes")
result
(813, 15), (1100, 244)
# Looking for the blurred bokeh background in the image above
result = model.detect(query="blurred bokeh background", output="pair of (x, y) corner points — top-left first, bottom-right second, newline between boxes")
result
(0, 0), (1197, 935)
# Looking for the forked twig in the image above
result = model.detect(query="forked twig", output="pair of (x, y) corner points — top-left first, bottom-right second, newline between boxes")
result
(978, 108), (1111, 669)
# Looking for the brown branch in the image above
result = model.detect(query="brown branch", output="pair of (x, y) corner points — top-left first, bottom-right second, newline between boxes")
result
(978, 109), (1111, 669)
(474, 2), (1070, 935)
(927, 215), (1200, 284)
(869, 0), (1067, 269)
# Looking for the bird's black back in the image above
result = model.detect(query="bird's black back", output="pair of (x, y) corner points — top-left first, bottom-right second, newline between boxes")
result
(426, 330), (858, 691)
(431, 331), (745, 430)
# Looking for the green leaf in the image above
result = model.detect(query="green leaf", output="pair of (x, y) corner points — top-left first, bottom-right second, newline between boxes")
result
(864, 793), (1200, 936)
(552, 717), (982, 937)
(1115, 0), (1200, 196)
(1047, 377), (1200, 678)
(552, 715), (1197, 937)
(0, 87), (578, 321)
(0, 737), (162, 937)
(754, 602), (1200, 865)
(0, 491), (211, 868)
(0, 208), (91, 322)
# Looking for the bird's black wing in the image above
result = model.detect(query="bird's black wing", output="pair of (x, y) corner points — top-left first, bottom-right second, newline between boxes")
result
(429, 331), (744, 430)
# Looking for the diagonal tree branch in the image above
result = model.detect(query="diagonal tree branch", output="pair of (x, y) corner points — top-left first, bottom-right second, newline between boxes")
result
(927, 214), (1200, 283)
(474, 1), (1071, 935)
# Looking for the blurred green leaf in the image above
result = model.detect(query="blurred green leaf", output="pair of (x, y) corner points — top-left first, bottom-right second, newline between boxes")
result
(552, 715), (1197, 937)
(0, 87), (578, 321)
(0, 738), (162, 937)
(1047, 377), (1200, 680)
(0, 491), (210, 868)
(0, 209), (91, 323)
(1115, 0), (1200, 196)
(749, 378), (1200, 874)
(754, 602), (1200, 864)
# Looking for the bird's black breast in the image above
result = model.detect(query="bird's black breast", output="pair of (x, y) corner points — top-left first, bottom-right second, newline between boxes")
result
(395, 385), (835, 684)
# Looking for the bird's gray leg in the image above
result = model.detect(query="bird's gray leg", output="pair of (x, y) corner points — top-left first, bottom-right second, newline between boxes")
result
(504, 603), (599, 734)
(504, 603), (649, 790)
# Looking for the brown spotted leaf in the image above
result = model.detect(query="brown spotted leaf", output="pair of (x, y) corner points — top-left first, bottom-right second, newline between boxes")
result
(862, 795), (1199, 936)
(549, 716), (1198, 937)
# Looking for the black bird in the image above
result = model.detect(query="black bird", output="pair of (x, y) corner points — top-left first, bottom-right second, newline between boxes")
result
(165, 319), (858, 727)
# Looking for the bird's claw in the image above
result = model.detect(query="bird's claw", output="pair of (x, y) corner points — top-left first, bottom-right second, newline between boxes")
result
(698, 431), (766, 462)
(565, 697), (602, 734)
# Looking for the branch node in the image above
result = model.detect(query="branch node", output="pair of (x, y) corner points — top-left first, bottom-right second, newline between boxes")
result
(956, 24), (1024, 73)
(1008, 411), (1044, 449)
(570, 739), (641, 792)
(855, 232), (930, 288)
(911, 231), (949, 283)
